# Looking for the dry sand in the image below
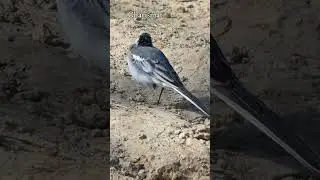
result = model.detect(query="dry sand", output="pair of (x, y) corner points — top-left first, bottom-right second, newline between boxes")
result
(0, 0), (108, 179)
(0, 0), (319, 180)
(0, 0), (211, 179)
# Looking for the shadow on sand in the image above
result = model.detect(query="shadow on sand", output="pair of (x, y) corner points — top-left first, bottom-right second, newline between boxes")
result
(212, 108), (320, 178)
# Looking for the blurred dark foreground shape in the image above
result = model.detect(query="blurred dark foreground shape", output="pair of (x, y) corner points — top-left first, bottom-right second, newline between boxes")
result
(210, 34), (320, 178)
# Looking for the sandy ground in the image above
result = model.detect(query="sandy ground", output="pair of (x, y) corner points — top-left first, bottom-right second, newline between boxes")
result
(0, 0), (211, 180)
(0, 0), (319, 180)
(0, 1), (109, 179)
(212, 0), (320, 179)
(110, 0), (210, 179)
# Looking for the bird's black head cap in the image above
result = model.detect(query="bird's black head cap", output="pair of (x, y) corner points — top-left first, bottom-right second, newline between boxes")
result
(137, 32), (153, 47)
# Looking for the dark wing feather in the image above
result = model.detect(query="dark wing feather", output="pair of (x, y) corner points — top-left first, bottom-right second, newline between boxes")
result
(131, 46), (184, 88)
(210, 35), (237, 84)
(211, 34), (320, 176)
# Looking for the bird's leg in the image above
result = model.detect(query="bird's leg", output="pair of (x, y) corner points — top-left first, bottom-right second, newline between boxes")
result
(157, 87), (164, 105)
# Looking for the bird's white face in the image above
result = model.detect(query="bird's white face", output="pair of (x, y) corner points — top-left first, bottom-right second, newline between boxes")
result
(133, 38), (139, 45)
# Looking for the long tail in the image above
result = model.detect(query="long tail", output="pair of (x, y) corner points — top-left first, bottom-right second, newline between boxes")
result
(172, 86), (210, 116)
(211, 36), (320, 177)
(212, 84), (320, 176)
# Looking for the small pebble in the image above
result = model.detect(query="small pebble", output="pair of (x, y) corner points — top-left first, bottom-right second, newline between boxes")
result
(148, 155), (155, 161)
(204, 118), (210, 126)
(186, 138), (193, 146)
(196, 124), (207, 133)
(132, 156), (140, 163)
(187, 4), (194, 8)
(194, 133), (210, 141)
(137, 169), (146, 179)
(174, 129), (181, 135)
(179, 132), (188, 139)
(139, 133), (147, 140)
(178, 138), (185, 144)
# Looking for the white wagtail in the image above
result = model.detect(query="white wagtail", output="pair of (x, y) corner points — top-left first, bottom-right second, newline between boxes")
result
(56, 0), (108, 72)
(127, 32), (210, 116)
(211, 35), (320, 177)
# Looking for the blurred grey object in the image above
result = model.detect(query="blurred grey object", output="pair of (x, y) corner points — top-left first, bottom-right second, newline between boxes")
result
(56, 0), (109, 72)
(211, 35), (320, 177)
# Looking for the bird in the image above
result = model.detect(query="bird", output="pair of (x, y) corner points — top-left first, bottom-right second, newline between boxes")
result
(211, 34), (320, 177)
(127, 32), (210, 116)
(55, 0), (109, 73)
